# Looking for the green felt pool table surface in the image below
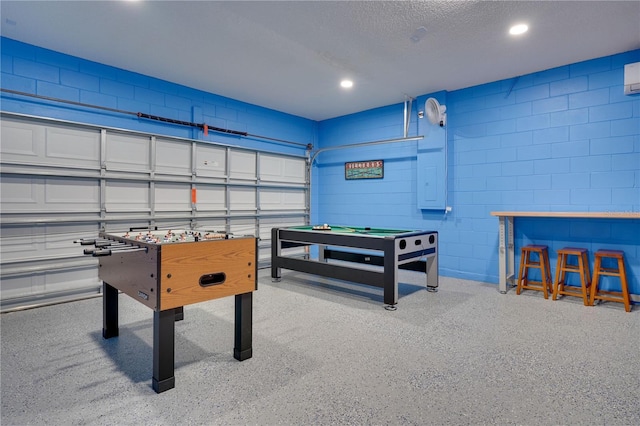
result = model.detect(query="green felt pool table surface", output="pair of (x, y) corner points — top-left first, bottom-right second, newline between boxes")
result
(289, 225), (415, 236)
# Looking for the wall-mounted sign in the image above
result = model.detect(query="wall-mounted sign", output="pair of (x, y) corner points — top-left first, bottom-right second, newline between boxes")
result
(345, 160), (384, 180)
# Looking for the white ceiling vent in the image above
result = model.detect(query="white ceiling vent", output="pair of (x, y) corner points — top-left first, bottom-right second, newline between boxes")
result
(624, 62), (640, 95)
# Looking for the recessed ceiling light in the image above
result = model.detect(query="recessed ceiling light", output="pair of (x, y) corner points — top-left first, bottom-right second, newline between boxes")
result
(340, 80), (353, 89)
(509, 24), (528, 35)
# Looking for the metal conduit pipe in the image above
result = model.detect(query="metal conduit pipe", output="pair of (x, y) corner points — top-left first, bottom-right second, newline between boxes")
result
(309, 135), (423, 166)
(1, 89), (310, 148)
(403, 96), (414, 138)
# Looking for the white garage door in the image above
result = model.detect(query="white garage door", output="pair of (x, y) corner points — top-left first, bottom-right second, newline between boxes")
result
(0, 112), (309, 311)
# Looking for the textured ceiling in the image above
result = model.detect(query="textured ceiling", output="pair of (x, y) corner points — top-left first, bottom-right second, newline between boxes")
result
(2, 1), (639, 121)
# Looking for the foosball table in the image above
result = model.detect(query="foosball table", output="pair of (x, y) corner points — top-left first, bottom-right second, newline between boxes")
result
(77, 228), (257, 393)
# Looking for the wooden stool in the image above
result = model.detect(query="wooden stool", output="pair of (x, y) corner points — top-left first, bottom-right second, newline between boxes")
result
(590, 250), (631, 312)
(552, 247), (591, 305)
(516, 245), (553, 299)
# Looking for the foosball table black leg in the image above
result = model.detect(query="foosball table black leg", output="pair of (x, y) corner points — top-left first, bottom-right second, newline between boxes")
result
(152, 308), (176, 393)
(233, 292), (253, 361)
(174, 306), (184, 321)
(102, 282), (119, 339)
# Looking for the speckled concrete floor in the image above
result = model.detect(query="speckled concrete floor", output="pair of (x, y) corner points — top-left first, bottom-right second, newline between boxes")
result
(1, 269), (638, 425)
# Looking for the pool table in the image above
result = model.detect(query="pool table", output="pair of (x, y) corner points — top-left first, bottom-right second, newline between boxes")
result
(271, 226), (438, 307)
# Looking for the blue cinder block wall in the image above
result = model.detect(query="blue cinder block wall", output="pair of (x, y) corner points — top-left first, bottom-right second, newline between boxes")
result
(2, 37), (639, 296)
(315, 50), (640, 296)
(0, 38), (315, 156)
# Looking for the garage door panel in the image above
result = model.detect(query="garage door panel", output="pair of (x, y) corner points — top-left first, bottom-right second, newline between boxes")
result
(1, 118), (42, 159)
(0, 175), (39, 209)
(1, 176), (99, 213)
(156, 137), (192, 176)
(260, 154), (306, 184)
(260, 189), (306, 210)
(229, 187), (256, 211)
(44, 178), (100, 210)
(44, 126), (100, 169)
(105, 180), (149, 212)
(105, 133), (150, 171)
(155, 182), (191, 212)
(230, 151), (256, 180)
(195, 144), (227, 178)
(195, 186), (226, 211)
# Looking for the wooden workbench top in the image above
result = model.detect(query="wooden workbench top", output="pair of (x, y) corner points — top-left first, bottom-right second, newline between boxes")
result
(490, 211), (640, 219)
